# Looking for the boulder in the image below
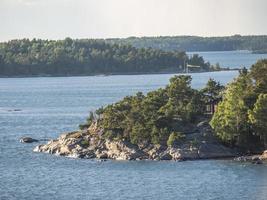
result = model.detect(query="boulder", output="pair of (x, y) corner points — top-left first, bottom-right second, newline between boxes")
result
(20, 137), (38, 143)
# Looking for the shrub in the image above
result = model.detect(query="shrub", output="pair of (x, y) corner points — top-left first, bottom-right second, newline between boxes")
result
(80, 140), (89, 147)
(103, 130), (116, 140)
(190, 138), (199, 147)
(167, 132), (186, 146)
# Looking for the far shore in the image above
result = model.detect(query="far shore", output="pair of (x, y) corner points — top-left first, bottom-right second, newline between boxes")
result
(0, 68), (239, 78)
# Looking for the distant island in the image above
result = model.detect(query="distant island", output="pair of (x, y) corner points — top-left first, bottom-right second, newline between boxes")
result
(1, 35), (266, 77)
(34, 59), (267, 162)
(252, 49), (267, 54)
(0, 37), (247, 77)
(107, 35), (267, 52)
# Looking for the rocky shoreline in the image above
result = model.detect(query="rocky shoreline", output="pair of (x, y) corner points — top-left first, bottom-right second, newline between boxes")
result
(33, 121), (244, 161)
(234, 151), (267, 164)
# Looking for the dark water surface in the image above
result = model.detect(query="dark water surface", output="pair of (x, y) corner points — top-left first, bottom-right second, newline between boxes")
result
(1, 71), (267, 200)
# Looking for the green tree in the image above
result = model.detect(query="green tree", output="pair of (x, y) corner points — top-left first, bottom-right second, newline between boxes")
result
(0, 38), (215, 77)
(250, 59), (267, 93)
(201, 78), (224, 113)
(211, 60), (267, 151)
(85, 75), (207, 146)
(161, 75), (204, 122)
(249, 94), (267, 148)
(210, 73), (253, 147)
(201, 78), (224, 102)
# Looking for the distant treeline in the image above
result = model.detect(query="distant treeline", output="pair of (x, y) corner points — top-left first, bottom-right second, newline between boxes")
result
(107, 35), (267, 52)
(0, 38), (215, 77)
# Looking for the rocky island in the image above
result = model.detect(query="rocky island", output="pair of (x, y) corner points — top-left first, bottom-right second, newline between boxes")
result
(33, 121), (236, 160)
(34, 60), (267, 162)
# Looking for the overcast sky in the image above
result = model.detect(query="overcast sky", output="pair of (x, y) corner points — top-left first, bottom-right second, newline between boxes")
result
(1, 0), (267, 41)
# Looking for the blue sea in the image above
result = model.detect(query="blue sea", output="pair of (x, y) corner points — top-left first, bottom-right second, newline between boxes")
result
(188, 50), (267, 68)
(1, 51), (267, 200)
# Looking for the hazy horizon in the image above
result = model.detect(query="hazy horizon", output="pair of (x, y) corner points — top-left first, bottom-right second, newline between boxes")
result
(1, 0), (267, 42)
(2, 34), (267, 43)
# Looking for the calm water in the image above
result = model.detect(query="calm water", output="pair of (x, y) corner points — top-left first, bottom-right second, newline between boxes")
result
(189, 50), (267, 68)
(1, 70), (267, 199)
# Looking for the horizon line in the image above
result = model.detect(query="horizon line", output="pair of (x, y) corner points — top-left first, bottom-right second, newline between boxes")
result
(1, 34), (267, 43)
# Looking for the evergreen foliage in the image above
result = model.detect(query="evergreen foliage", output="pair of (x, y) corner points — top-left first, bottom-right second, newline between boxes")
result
(0, 38), (215, 76)
(211, 59), (267, 151)
(167, 132), (186, 147)
(81, 75), (206, 146)
(107, 35), (267, 51)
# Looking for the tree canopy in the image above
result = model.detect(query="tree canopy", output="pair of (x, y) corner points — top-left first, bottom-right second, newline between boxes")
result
(210, 59), (267, 151)
(107, 35), (267, 52)
(0, 38), (217, 77)
(249, 94), (267, 148)
(80, 75), (223, 147)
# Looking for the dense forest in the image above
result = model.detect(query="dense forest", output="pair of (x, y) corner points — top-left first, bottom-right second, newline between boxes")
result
(80, 59), (267, 152)
(0, 38), (216, 77)
(1, 35), (265, 77)
(107, 35), (267, 52)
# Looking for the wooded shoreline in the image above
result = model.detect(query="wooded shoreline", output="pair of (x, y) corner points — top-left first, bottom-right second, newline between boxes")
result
(0, 68), (237, 78)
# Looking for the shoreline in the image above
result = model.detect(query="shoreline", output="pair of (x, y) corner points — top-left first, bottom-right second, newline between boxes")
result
(31, 121), (253, 162)
(33, 140), (266, 163)
(0, 68), (238, 79)
(30, 116), (267, 163)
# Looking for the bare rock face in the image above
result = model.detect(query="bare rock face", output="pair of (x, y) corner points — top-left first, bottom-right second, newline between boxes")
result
(168, 147), (183, 160)
(198, 142), (235, 159)
(104, 140), (147, 160)
(33, 121), (238, 161)
(165, 145), (199, 160)
(34, 131), (94, 158)
(147, 145), (167, 160)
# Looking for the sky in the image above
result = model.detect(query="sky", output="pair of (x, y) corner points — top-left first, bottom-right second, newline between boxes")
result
(0, 0), (267, 41)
